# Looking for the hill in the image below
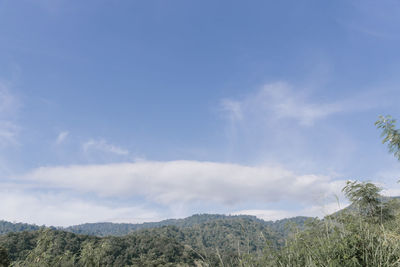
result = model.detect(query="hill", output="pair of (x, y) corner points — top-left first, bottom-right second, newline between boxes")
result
(0, 214), (313, 266)
(63, 214), (312, 237)
(0, 221), (40, 235)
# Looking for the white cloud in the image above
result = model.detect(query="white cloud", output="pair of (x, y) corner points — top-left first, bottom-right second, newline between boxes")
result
(56, 131), (69, 144)
(0, 189), (161, 227)
(21, 160), (345, 207)
(83, 139), (129, 156)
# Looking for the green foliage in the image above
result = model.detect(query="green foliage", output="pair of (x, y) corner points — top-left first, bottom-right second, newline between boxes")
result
(0, 246), (10, 267)
(244, 189), (400, 266)
(250, 216), (400, 267)
(0, 227), (204, 266)
(0, 215), (310, 266)
(64, 214), (275, 237)
(0, 221), (39, 235)
(375, 115), (400, 161)
(342, 180), (394, 223)
(4, 210), (400, 266)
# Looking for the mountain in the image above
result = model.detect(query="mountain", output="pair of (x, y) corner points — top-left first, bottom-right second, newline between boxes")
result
(63, 214), (312, 237)
(0, 227), (201, 266)
(0, 214), (313, 266)
(0, 214), (313, 244)
(0, 221), (40, 235)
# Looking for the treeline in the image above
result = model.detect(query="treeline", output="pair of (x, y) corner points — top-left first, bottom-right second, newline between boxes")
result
(0, 217), (296, 266)
(63, 214), (310, 237)
(0, 221), (39, 235)
(63, 214), (262, 236)
(0, 215), (312, 266)
(0, 214), (310, 238)
(0, 227), (198, 266)
(0, 215), (306, 266)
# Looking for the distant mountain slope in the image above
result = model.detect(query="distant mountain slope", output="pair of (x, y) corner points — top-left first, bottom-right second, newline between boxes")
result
(63, 214), (313, 237)
(0, 220), (40, 235)
(63, 214), (256, 236)
(0, 214), (313, 242)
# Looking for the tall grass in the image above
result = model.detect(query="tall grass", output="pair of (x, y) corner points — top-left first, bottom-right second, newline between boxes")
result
(238, 213), (400, 267)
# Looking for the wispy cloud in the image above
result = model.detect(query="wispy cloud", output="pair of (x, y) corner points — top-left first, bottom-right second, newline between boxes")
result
(0, 121), (19, 146)
(83, 139), (129, 156)
(221, 82), (371, 127)
(259, 82), (343, 125)
(221, 99), (243, 121)
(0, 82), (20, 146)
(56, 131), (69, 144)
(341, 0), (400, 40)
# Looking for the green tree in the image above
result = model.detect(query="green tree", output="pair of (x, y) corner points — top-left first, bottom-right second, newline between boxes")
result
(375, 115), (400, 160)
(342, 180), (394, 223)
(0, 246), (10, 267)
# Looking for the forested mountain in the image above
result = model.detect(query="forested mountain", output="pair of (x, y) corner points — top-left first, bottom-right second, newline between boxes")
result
(0, 227), (201, 266)
(63, 214), (311, 237)
(0, 215), (312, 266)
(0, 221), (40, 235)
(0, 214), (312, 247)
(0, 214), (315, 238)
(64, 214), (246, 236)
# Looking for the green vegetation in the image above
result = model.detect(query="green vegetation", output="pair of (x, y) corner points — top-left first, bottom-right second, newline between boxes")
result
(63, 214), (309, 238)
(0, 246), (10, 267)
(242, 182), (400, 266)
(63, 214), (268, 237)
(0, 216), (306, 266)
(0, 221), (39, 235)
(376, 115), (400, 161)
(0, 227), (199, 266)
(1, 115), (400, 266)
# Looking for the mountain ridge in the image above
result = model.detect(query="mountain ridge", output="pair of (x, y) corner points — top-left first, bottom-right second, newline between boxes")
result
(0, 214), (312, 237)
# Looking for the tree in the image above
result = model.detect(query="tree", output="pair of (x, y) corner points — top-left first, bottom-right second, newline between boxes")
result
(342, 180), (393, 223)
(0, 246), (10, 267)
(375, 115), (400, 160)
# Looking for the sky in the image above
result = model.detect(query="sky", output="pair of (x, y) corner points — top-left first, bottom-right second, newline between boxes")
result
(1, 0), (400, 226)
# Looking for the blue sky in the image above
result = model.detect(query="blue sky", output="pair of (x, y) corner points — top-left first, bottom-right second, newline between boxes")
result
(1, 0), (400, 226)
